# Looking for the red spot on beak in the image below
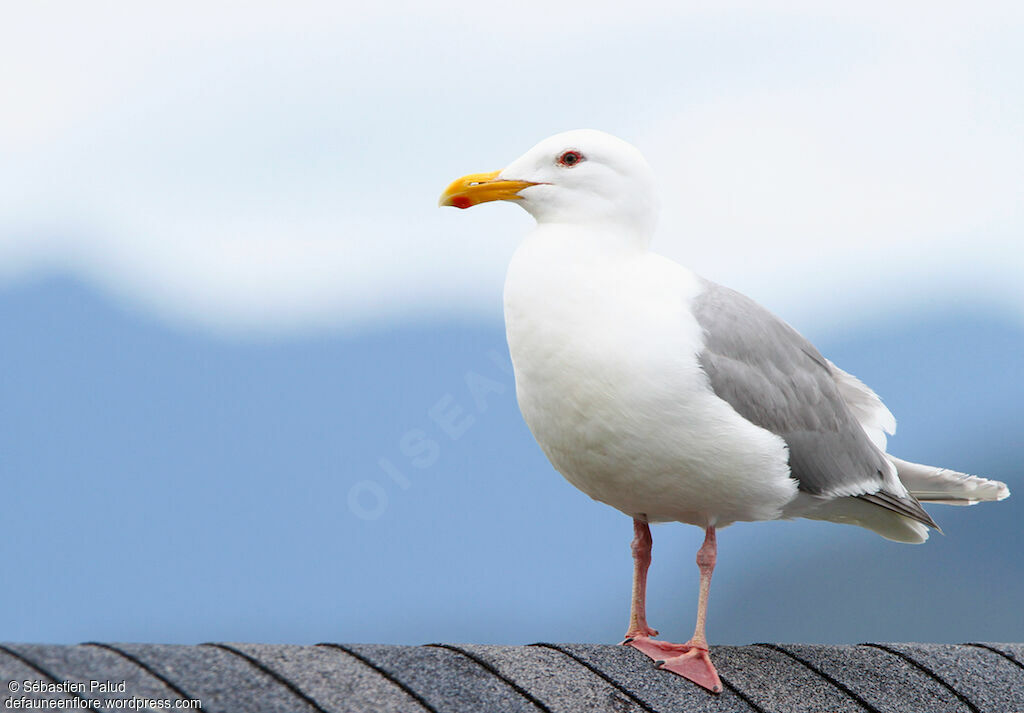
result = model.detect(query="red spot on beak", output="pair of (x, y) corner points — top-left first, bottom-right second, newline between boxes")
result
(451, 195), (473, 210)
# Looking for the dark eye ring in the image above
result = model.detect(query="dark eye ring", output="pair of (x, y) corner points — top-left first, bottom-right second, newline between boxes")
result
(558, 150), (584, 167)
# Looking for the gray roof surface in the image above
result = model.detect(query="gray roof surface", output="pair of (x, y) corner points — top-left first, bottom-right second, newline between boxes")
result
(1, 642), (1021, 713)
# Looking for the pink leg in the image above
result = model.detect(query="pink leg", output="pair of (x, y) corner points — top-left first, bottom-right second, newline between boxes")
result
(690, 525), (716, 648)
(624, 526), (723, 694)
(623, 519), (659, 639)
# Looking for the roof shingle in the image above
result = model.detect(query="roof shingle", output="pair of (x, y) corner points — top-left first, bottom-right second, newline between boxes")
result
(1, 642), (1021, 712)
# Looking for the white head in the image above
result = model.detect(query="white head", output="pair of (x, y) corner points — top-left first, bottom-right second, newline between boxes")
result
(440, 129), (659, 244)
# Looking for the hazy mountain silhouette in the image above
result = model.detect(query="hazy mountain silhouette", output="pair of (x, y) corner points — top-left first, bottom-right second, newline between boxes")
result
(1, 277), (1019, 645)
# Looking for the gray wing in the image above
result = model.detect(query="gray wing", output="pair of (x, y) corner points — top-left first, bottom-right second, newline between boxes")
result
(691, 280), (936, 528)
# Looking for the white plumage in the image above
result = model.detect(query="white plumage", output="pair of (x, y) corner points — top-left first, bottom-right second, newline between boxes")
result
(504, 228), (798, 528)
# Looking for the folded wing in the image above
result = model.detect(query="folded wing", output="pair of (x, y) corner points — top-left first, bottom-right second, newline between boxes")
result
(691, 280), (938, 538)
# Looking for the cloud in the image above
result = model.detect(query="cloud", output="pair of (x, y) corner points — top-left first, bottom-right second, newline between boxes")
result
(1, 2), (1021, 335)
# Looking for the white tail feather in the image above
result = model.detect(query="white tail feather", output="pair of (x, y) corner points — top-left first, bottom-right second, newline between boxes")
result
(830, 360), (1011, 507)
(890, 456), (1010, 505)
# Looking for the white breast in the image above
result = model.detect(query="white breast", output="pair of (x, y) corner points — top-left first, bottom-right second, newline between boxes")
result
(503, 227), (797, 528)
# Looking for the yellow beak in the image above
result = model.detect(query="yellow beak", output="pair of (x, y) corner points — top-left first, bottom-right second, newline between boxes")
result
(438, 170), (538, 209)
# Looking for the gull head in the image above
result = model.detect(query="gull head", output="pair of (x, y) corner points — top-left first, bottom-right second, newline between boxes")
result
(440, 129), (659, 241)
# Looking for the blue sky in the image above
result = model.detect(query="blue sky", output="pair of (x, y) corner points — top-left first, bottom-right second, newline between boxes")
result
(1, 2), (1022, 647)
(2, 280), (1021, 646)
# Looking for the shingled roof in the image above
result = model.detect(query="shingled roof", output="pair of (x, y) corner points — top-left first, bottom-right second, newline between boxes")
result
(1, 642), (1022, 712)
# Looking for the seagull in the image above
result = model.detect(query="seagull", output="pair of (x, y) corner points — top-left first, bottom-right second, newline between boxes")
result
(438, 129), (1010, 693)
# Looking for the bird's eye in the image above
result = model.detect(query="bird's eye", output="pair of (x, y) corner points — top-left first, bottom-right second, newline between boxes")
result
(558, 150), (584, 167)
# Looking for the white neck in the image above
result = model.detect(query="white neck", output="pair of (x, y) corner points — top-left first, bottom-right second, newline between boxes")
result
(522, 222), (653, 259)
